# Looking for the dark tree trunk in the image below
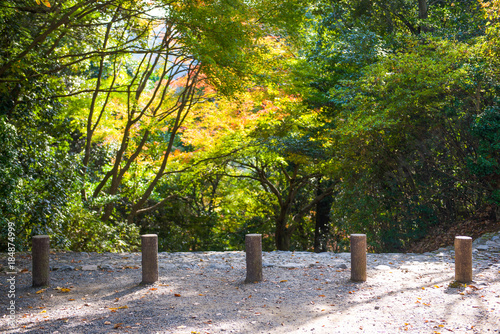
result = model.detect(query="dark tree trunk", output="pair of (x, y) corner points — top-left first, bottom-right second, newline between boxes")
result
(314, 182), (334, 253)
(418, 0), (431, 33)
(275, 218), (291, 251)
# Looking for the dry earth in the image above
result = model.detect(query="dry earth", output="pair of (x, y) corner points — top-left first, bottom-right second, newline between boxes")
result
(1, 249), (499, 334)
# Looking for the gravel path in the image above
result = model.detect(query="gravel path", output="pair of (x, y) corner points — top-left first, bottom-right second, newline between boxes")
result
(1, 244), (500, 334)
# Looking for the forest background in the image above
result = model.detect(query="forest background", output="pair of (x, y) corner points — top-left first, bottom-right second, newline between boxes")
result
(1, 0), (500, 254)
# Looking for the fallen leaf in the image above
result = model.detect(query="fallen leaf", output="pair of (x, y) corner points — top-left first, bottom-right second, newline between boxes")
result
(108, 305), (128, 312)
(104, 321), (111, 325)
(280, 280), (288, 283)
(113, 323), (123, 329)
(174, 294), (181, 297)
(36, 289), (46, 294)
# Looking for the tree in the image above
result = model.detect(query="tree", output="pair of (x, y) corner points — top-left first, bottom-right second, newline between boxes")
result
(290, 0), (496, 251)
(0, 0), (310, 251)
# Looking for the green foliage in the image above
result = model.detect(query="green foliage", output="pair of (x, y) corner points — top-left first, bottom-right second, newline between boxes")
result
(64, 199), (140, 252)
(2, 0), (500, 254)
(468, 104), (500, 204)
(297, 0), (499, 251)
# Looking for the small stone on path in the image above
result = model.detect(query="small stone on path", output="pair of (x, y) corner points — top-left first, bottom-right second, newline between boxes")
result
(82, 265), (98, 271)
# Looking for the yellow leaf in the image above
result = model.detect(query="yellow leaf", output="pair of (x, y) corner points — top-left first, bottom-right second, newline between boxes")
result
(35, 0), (40, 4)
(41, 0), (51, 7)
(68, 299), (75, 301)
(40, 310), (47, 314)
(36, 289), (46, 294)
(108, 305), (128, 312)
(434, 285), (440, 288)
(279, 280), (288, 283)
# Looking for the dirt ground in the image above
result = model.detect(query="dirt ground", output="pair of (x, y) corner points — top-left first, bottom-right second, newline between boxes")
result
(1, 251), (500, 334)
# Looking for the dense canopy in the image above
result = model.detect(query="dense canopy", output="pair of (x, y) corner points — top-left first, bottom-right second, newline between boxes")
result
(1, 0), (499, 253)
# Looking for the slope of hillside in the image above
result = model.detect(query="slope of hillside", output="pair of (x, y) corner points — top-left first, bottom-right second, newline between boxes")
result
(405, 205), (500, 253)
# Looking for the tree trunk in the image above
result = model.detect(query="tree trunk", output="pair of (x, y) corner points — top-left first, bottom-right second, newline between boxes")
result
(275, 205), (292, 251)
(275, 222), (291, 251)
(314, 182), (334, 253)
(418, 0), (430, 33)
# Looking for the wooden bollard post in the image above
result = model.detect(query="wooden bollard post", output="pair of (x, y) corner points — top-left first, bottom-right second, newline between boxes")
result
(32, 235), (50, 287)
(351, 234), (367, 282)
(455, 236), (472, 283)
(245, 234), (262, 283)
(141, 234), (158, 284)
